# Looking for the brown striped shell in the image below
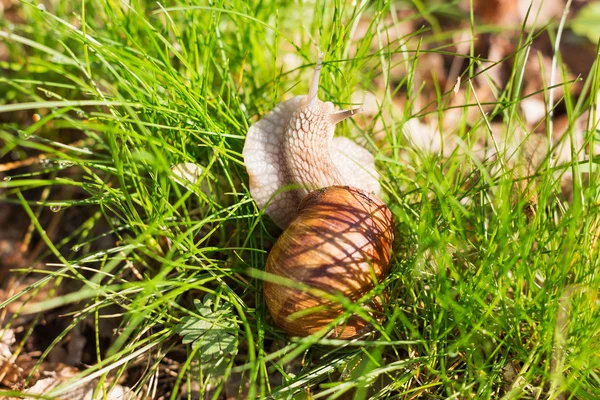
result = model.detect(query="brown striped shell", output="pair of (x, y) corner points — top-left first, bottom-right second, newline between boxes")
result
(263, 186), (394, 339)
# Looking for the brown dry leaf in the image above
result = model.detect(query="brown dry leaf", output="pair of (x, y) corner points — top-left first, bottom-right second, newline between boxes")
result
(402, 117), (443, 156)
(474, 0), (519, 25)
(0, 328), (15, 359)
(0, 328), (22, 390)
(435, 34), (514, 135)
(0, 239), (28, 285)
(0, 42), (8, 63)
(223, 373), (252, 400)
(509, 110), (587, 213)
(0, 360), (23, 390)
(46, 324), (86, 366)
(23, 362), (135, 400)
(502, 359), (522, 392)
(517, 0), (564, 28)
(414, 52), (448, 114)
(0, 0), (23, 32)
(0, 325), (132, 398)
(510, 133), (546, 218)
(520, 97), (547, 126)
(0, 276), (54, 326)
(0, 0), (15, 15)
(520, 52), (578, 127)
(470, 0), (563, 27)
(475, 34), (513, 103)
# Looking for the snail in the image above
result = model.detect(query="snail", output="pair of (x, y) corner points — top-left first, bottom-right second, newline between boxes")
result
(243, 54), (394, 338)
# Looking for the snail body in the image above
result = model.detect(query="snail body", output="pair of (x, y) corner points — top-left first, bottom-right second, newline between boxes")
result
(243, 53), (380, 229)
(263, 186), (394, 338)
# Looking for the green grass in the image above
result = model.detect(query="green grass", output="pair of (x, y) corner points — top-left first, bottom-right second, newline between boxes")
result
(1, 0), (600, 398)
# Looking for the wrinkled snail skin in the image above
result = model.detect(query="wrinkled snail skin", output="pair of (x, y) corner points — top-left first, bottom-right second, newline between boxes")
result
(242, 54), (380, 229)
(263, 186), (394, 338)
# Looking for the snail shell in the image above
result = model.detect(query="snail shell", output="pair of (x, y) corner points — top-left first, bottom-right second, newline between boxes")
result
(263, 186), (394, 338)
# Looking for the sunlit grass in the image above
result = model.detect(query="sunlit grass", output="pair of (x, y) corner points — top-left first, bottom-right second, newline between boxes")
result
(0, 0), (599, 398)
